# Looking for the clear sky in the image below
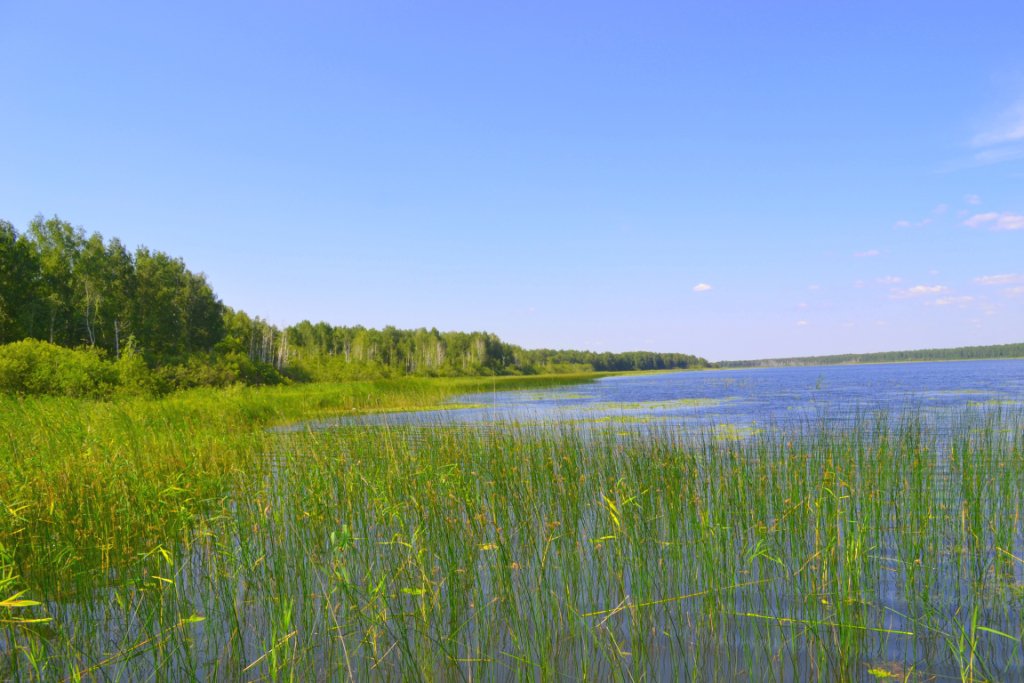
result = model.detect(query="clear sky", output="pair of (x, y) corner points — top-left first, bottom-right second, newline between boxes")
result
(2, 1), (1022, 361)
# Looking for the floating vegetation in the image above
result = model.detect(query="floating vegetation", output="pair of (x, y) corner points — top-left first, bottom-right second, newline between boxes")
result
(967, 398), (1024, 407)
(493, 391), (596, 401)
(710, 421), (761, 439)
(588, 396), (737, 411)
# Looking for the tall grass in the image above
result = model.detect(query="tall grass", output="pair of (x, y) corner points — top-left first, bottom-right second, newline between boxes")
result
(0, 380), (1021, 681)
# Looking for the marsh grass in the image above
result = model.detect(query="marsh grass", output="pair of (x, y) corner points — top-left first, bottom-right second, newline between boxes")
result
(0, 378), (1022, 681)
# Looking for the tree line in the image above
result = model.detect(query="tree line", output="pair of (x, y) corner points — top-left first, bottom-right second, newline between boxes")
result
(1, 216), (224, 362)
(717, 342), (1024, 368)
(285, 321), (709, 380)
(1, 215), (709, 395)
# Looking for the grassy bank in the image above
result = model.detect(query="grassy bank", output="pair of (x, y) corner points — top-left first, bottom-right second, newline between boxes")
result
(0, 378), (1022, 680)
(0, 374), (602, 580)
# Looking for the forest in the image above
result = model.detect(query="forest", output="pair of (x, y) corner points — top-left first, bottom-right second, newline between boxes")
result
(717, 342), (1024, 368)
(0, 216), (709, 396)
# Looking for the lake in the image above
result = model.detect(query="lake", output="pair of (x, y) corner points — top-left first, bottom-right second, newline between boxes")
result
(299, 359), (1024, 434)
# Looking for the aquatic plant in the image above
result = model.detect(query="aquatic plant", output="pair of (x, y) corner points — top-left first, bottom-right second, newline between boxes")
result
(0, 381), (1021, 681)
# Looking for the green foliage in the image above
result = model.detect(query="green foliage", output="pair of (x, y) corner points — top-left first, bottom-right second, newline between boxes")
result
(0, 220), (42, 343)
(131, 247), (225, 361)
(286, 321), (710, 379)
(0, 339), (287, 398)
(114, 337), (156, 396)
(153, 351), (287, 391)
(0, 339), (118, 398)
(2, 215), (225, 365)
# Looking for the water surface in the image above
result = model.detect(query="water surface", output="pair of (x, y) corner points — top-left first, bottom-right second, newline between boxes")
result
(298, 359), (1024, 433)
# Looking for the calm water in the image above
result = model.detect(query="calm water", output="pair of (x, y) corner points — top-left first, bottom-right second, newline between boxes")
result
(301, 359), (1024, 433)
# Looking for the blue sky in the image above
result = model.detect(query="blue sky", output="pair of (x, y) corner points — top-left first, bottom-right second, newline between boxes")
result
(2, 1), (1022, 361)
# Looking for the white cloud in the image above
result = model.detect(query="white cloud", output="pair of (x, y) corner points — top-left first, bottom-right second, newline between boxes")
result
(890, 284), (949, 299)
(797, 302), (809, 309)
(965, 194), (982, 205)
(796, 320), (809, 327)
(974, 273), (1023, 286)
(972, 101), (1024, 147)
(876, 275), (902, 285)
(1005, 286), (1024, 297)
(807, 284), (821, 291)
(964, 212), (998, 227)
(893, 218), (932, 229)
(971, 147), (1024, 166)
(940, 102), (1024, 171)
(909, 285), (948, 295)
(939, 101), (1024, 170)
(964, 212), (1024, 231)
(854, 249), (880, 258)
(692, 283), (712, 293)
(933, 296), (975, 307)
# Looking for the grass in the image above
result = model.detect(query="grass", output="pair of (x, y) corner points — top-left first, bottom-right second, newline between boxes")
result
(0, 377), (1022, 681)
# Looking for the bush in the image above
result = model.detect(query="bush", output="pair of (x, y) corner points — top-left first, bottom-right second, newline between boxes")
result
(115, 338), (157, 396)
(0, 340), (288, 398)
(153, 352), (287, 391)
(0, 340), (119, 398)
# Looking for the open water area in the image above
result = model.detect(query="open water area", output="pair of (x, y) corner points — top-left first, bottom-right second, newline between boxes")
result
(297, 359), (1024, 438)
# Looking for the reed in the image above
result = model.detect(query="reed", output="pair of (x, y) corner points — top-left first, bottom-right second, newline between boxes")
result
(0, 380), (1021, 681)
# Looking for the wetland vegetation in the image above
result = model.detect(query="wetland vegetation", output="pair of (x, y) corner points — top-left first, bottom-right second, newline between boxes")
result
(2, 376), (1023, 681)
(3, 217), (1024, 680)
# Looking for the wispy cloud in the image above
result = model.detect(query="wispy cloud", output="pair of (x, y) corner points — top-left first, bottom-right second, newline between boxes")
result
(971, 147), (1024, 166)
(876, 275), (902, 285)
(965, 194), (982, 205)
(972, 101), (1024, 147)
(893, 218), (932, 229)
(963, 212), (1024, 231)
(796, 320), (809, 327)
(908, 285), (948, 295)
(954, 101), (1024, 169)
(974, 273), (1023, 286)
(939, 101), (1024, 171)
(1006, 286), (1024, 297)
(932, 296), (975, 307)
(890, 284), (949, 299)
(854, 249), (880, 258)
(692, 283), (712, 293)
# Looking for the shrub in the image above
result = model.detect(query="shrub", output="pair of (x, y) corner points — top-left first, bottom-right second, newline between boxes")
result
(0, 340), (118, 398)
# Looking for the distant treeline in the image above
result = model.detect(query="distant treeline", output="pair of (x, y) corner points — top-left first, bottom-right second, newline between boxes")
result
(717, 342), (1024, 368)
(0, 215), (708, 395)
(286, 320), (708, 380)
